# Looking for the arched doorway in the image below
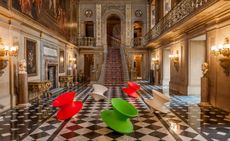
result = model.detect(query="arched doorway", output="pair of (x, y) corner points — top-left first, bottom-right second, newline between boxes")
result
(107, 14), (121, 47)
(101, 10), (125, 49)
(133, 21), (143, 38)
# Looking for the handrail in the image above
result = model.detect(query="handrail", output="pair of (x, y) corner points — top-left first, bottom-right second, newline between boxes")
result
(144, 0), (216, 44)
(131, 37), (145, 48)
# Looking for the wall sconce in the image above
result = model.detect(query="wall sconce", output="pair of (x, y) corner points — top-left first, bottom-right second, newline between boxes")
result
(211, 37), (230, 76)
(69, 57), (76, 64)
(169, 50), (179, 72)
(0, 38), (18, 77)
(152, 57), (159, 65)
(60, 56), (64, 62)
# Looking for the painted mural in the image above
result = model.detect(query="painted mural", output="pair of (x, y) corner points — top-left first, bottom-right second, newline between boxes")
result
(12, 0), (75, 38)
(0, 0), (8, 8)
(26, 38), (37, 76)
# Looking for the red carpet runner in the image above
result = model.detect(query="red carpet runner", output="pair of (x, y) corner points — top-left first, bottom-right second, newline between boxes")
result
(104, 47), (124, 86)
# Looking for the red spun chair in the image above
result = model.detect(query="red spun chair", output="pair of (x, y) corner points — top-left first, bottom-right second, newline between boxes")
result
(52, 91), (83, 120)
(122, 82), (140, 98)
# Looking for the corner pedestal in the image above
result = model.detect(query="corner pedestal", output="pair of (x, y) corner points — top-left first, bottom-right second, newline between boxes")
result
(199, 77), (210, 107)
(18, 73), (30, 106)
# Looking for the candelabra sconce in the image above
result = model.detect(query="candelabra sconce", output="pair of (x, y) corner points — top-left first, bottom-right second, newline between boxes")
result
(0, 38), (18, 77)
(211, 37), (230, 76)
(169, 50), (179, 72)
(152, 57), (160, 71)
(152, 57), (159, 65)
(69, 57), (76, 65)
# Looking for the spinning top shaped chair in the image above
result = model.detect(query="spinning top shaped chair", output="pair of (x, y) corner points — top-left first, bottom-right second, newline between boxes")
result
(52, 91), (83, 120)
(90, 84), (108, 101)
(144, 90), (170, 113)
(101, 98), (138, 134)
(122, 82), (140, 98)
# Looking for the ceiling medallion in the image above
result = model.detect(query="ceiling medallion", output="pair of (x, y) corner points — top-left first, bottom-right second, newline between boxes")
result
(135, 10), (143, 17)
(85, 9), (93, 17)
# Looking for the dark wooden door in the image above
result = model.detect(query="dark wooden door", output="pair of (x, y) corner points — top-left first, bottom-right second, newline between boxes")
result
(48, 66), (56, 89)
(84, 54), (94, 81)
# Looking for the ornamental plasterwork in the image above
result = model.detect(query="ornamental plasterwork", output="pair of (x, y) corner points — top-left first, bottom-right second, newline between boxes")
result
(135, 10), (143, 17)
(126, 4), (132, 46)
(102, 4), (125, 16)
(96, 4), (102, 46)
(85, 9), (93, 17)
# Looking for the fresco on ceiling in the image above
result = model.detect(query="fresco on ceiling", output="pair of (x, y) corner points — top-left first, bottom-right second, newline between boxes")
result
(12, 0), (76, 38)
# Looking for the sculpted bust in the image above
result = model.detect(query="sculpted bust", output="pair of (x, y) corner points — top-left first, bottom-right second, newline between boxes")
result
(19, 59), (27, 74)
(201, 62), (208, 77)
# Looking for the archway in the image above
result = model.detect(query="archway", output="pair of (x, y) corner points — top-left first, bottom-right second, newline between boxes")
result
(102, 10), (125, 49)
(163, 48), (171, 86)
(107, 15), (121, 47)
(188, 34), (206, 95)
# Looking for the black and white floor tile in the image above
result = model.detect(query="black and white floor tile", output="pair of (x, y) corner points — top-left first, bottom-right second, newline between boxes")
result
(140, 82), (230, 141)
(0, 82), (230, 141)
(0, 84), (86, 141)
(0, 88), (64, 141)
(23, 86), (93, 141)
(53, 86), (175, 141)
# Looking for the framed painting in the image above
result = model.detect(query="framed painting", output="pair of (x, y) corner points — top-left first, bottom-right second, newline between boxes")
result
(11, 0), (71, 37)
(59, 50), (65, 73)
(25, 38), (37, 76)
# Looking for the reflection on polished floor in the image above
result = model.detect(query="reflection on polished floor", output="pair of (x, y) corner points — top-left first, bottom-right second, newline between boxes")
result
(0, 81), (229, 141)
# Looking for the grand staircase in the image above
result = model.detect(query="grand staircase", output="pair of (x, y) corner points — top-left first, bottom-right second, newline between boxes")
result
(104, 47), (124, 86)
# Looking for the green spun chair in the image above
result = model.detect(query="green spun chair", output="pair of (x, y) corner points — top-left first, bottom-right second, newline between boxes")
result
(101, 98), (138, 134)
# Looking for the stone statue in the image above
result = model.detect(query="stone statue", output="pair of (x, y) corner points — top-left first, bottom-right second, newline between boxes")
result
(201, 62), (208, 77)
(19, 59), (27, 74)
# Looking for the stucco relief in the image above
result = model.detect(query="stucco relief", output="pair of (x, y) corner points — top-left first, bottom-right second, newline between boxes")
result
(96, 4), (102, 46)
(101, 4), (125, 16)
(126, 4), (132, 46)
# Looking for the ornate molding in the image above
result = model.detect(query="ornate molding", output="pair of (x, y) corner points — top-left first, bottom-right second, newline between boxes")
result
(85, 9), (93, 17)
(145, 0), (215, 43)
(135, 10), (143, 17)
(96, 4), (102, 46)
(102, 4), (125, 16)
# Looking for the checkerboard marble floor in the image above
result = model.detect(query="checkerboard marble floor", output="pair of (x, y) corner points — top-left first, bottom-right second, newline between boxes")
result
(1, 81), (230, 141)
(0, 84), (87, 141)
(52, 86), (175, 141)
(139, 81), (230, 141)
